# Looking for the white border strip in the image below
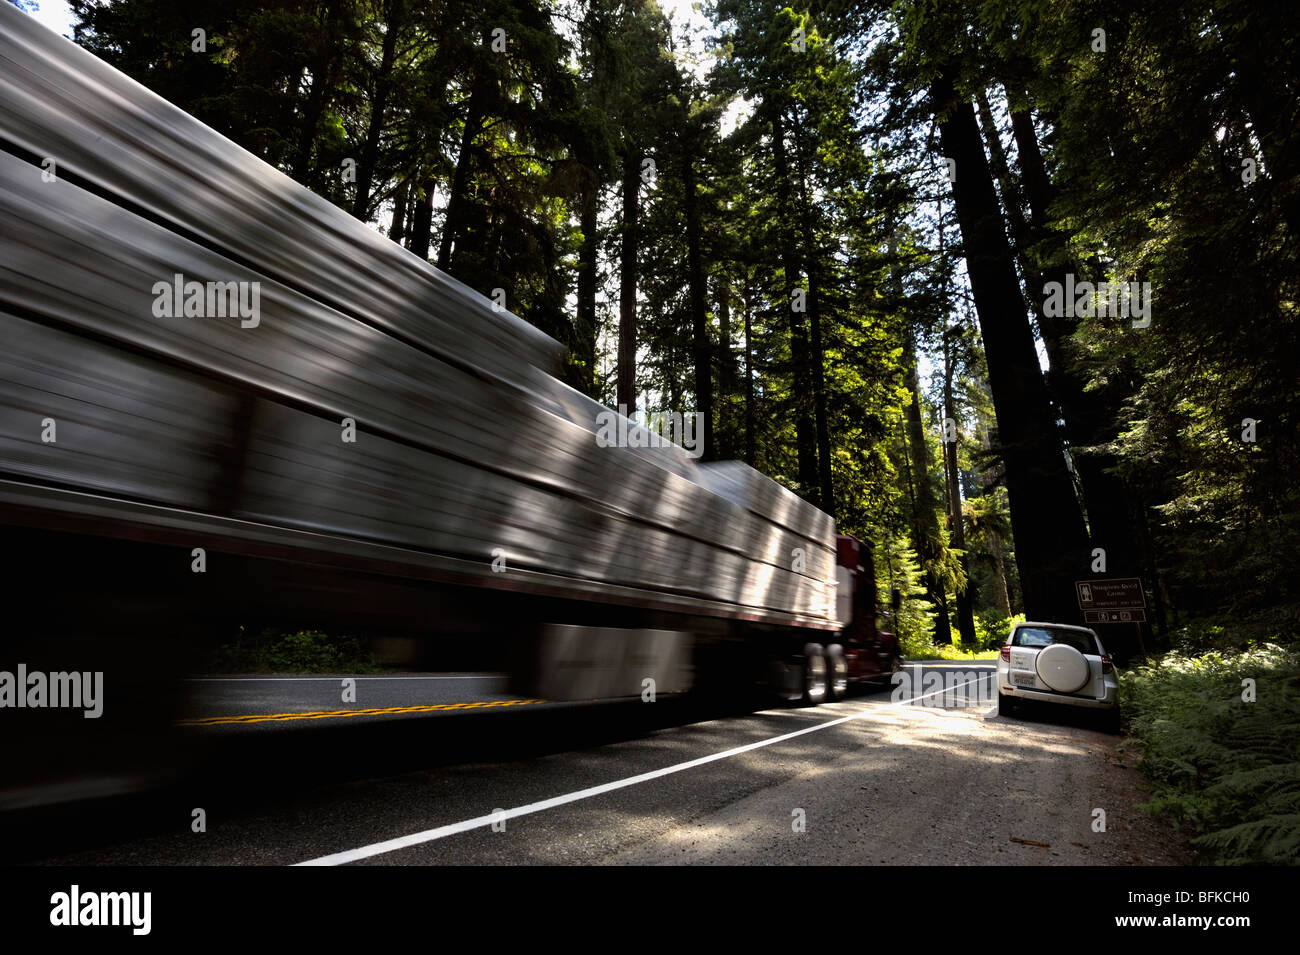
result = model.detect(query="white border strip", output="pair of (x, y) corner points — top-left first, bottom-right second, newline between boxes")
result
(294, 676), (986, 865)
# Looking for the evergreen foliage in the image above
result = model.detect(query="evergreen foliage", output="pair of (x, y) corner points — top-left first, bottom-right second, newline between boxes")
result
(1120, 644), (1300, 865)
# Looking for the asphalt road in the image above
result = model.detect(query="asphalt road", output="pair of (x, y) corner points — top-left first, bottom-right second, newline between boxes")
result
(17, 662), (1190, 865)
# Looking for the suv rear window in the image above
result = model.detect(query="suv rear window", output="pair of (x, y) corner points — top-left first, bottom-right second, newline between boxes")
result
(1012, 626), (1099, 655)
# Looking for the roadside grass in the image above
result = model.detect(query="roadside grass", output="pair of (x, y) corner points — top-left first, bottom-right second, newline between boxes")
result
(1119, 640), (1300, 865)
(205, 628), (385, 674)
(896, 611), (1019, 660)
(903, 644), (1000, 661)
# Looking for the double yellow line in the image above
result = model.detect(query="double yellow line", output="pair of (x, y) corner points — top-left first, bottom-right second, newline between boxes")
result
(177, 698), (548, 727)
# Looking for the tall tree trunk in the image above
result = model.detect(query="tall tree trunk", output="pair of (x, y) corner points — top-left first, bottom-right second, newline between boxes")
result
(351, 0), (405, 221)
(403, 35), (455, 261)
(791, 115), (835, 515)
(682, 138), (713, 458)
(408, 173), (437, 261)
(770, 106), (820, 502)
(293, 64), (329, 182)
(975, 90), (1038, 305)
(453, 172), (494, 280)
(437, 74), (489, 273)
(574, 175), (599, 396)
(388, 177), (410, 245)
(988, 533), (1012, 617)
(904, 331), (953, 646)
(1007, 96), (1145, 587)
(291, 0), (341, 184)
(931, 70), (1089, 623)
(617, 147), (641, 412)
(1226, 7), (1300, 242)
(715, 278), (737, 460)
(977, 422), (1014, 617)
(742, 272), (756, 467)
(942, 311), (977, 645)
(806, 259), (834, 517)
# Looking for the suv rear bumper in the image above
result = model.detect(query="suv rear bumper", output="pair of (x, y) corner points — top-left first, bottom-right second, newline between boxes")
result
(999, 680), (1118, 709)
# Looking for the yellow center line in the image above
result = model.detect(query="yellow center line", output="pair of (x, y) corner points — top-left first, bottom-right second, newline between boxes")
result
(176, 698), (549, 726)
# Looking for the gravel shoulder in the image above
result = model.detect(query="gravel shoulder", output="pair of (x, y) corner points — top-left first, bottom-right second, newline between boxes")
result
(28, 688), (1193, 866)
(602, 699), (1192, 865)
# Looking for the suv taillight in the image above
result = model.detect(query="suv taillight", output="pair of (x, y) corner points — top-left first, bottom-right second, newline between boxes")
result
(1000, 644), (1011, 662)
(1100, 653), (1113, 674)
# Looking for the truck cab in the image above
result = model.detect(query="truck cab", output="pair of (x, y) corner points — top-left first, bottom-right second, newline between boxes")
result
(835, 534), (902, 685)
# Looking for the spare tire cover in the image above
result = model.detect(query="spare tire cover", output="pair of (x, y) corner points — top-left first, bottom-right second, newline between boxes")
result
(1035, 643), (1091, 692)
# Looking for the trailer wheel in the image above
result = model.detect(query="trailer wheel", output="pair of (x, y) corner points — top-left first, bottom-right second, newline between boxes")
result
(826, 644), (848, 701)
(801, 643), (827, 705)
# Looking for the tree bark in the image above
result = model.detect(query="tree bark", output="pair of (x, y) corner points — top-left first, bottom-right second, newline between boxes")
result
(975, 90), (1038, 305)
(742, 272), (756, 466)
(904, 331), (953, 646)
(617, 147), (641, 412)
(1226, 8), (1300, 242)
(1007, 97), (1145, 585)
(388, 176), (409, 245)
(989, 533), (1012, 617)
(682, 135), (713, 459)
(290, 0), (344, 186)
(770, 106), (820, 502)
(408, 173), (437, 261)
(931, 70), (1089, 623)
(292, 61), (329, 183)
(437, 72), (489, 273)
(977, 421), (1014, 618)
(351, 0), (405, 220)
(715, 277), (737, 460)
(942, 312), (977, 645)
(791, 114), (835, 516)
(573, 175), (599, 396)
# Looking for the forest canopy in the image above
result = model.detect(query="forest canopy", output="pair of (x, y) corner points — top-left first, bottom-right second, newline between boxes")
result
(60, 0), (1300, 655)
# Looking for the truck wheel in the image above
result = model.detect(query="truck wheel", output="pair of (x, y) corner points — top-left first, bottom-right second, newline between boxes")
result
(801, 643), (827, 705)
(826, 644), (848, 701)
(873, 653), (902, 690)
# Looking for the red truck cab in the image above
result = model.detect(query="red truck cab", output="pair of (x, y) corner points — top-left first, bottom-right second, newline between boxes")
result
(835, 534), (902, 685)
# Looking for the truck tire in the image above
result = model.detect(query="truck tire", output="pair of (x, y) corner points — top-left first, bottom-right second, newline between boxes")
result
(873, 653), (902, 691)
(826, 644), (848, 701)
(801, 643), (827, 706)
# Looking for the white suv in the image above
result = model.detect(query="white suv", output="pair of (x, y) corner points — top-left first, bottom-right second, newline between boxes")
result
(997, 622), (1119, 729)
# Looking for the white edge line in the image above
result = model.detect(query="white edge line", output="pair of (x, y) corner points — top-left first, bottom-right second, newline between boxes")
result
(293, 675), (992, 866)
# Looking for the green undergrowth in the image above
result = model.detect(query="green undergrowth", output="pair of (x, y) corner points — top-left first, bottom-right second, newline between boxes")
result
(1119, 641), (1300, 865)
(899, 611), (1022, 660)
(205, 628), (383, 674)
(904, 644), (1000, 661)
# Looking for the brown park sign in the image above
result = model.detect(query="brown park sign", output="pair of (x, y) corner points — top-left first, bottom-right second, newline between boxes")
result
(1075, 578), (1146, 612)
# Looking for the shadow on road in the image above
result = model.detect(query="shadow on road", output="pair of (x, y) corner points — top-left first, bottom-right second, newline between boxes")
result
(2, 687), (813, 863)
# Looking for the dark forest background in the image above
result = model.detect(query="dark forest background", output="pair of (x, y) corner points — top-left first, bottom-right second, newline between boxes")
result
(50, 0), (1299, 658)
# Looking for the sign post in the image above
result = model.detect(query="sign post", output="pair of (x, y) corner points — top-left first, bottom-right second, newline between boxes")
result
(1076, 578), (1148, 658)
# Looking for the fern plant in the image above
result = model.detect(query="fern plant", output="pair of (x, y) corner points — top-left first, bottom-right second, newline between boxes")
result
(1119, 642), (1300, 864)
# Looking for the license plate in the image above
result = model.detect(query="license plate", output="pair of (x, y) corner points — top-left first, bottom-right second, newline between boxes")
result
(1012, 672), (1036, 687)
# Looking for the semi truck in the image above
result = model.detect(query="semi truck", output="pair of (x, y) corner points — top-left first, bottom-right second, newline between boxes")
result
(0, 6), (901, 794)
